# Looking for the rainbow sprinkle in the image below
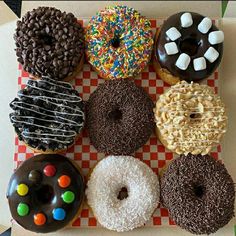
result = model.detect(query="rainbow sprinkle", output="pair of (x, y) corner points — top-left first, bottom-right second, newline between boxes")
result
(85, 5), (153, 79)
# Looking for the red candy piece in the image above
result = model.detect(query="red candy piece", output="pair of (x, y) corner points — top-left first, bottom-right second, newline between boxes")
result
(43, 165), (56, 177)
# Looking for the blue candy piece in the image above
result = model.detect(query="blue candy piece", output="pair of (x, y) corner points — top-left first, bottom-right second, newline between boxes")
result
(53, 208), (66, 221)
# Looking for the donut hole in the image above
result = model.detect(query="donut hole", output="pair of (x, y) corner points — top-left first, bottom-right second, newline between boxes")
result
(108, 108), (122, 121)
(193, 184), (205, 198)
(110, 35), (120, 48)
(117, 187), (128, 200)
(38, 33), (54, 45)
(35, 185), (54, 204)
(179, 38), (200, 56)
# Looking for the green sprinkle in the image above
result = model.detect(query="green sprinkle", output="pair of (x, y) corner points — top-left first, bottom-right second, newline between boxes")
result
(17, 203), (29, 216)
(62, 191), (75, 204)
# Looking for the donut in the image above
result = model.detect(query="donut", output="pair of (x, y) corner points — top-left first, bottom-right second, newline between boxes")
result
(7, 154), (85, 233)
(154, 81), (227, 155)
(153, 12), (224, 85)
(85, 5), (153, 79)
(86, 155), (159, 232)
(161, 154), (235, 234)
(9, 77), (85, 153)
(14, 7), (84, 81)
(86, 79), (154, 155)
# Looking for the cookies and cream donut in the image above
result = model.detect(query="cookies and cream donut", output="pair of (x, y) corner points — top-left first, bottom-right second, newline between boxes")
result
(7, 154), (85, 233)
(86, 79), (154, 155)
(14, 7), (84, 81)
(86, 155), (159, 232)
(154, 81), (227, 155)
(153, 12), (224, 85)
(9, 77), (84, 153)
(85, 5), (153, 79)
(161, 154), (235, 234)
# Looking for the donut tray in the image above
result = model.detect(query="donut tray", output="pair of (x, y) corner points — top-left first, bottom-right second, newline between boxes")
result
(14, 19), (221, 228)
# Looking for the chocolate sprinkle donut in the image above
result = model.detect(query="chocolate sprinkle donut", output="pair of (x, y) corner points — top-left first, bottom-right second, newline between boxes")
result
(14, 7), (84, 81)
(9, 77), (84, 152)
(161, 154), (235, 234)
(86, 79), (155, 155)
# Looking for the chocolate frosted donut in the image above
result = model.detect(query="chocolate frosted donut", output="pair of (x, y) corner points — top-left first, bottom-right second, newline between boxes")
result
(14, 7), (84, 81)
(161, 154), (235, 234)
(154, 12), (224, 84)
(7, 154), (85, 233)
(86, 80), (154, 155)
(9, 77), (84, 153)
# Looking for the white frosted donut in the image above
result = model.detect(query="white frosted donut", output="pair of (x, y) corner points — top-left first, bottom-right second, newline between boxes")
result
(86, 155), (159, 232)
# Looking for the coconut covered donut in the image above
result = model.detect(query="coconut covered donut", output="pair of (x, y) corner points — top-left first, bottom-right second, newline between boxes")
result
(85, 5), (153, 79)
(86, 155), (159, 232)
(161, 154), (235, 234)
(154, 81), (227, 155)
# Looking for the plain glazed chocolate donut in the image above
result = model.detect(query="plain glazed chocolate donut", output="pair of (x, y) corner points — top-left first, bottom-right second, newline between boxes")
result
(86, 79), (154, 155)
(161, 154), (235, 235)
(154, 12), (224, 85)
(86, 155), (159, 232)
(14, 7), (84, 81)
(7, 154), (85, 233)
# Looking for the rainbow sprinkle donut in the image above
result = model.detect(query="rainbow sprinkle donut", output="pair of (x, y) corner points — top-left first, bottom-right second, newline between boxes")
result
(85, 5), (153, 79)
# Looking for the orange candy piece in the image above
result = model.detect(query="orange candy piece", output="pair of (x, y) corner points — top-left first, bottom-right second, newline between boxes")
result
(58, 175), (71, 188)
(34, 213), (46, 226)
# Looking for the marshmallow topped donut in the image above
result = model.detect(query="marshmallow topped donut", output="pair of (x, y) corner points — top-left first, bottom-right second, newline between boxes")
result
(154, 81), (227, 155)
(85, 5), (153, 79)
(86, 156), (159, 232)
(153, 12), (224, 85)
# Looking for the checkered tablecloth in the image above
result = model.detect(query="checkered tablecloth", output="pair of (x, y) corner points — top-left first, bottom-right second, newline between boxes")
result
(14, 19), (221, 227)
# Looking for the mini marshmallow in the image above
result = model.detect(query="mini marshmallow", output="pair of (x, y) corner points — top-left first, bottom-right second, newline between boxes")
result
(175, 53), (191, 70)
(193, 57), (206, 71)
(198, 17), (212, 34)
(204, 47), (219, 63)
(164, 42), (179, 55)
(208, 31), (224, 45)
(180, 13), (193, 28)
(166, 27), (181, 41)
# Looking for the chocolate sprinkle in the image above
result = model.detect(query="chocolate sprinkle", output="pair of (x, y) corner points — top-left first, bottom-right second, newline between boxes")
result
(14, 7), (84, 80)
(86, 79), (155, 155)
(161, 154), (235, 234)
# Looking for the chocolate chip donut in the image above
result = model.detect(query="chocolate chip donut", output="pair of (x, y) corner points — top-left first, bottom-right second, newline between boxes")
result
(7, 154), (85, 233)
(14, 7), (84, 81)
(9, 77), (84, 153)
(161, 154), (235, 234)
(153, 12), (224, 85)
(86, 79), (154, 155)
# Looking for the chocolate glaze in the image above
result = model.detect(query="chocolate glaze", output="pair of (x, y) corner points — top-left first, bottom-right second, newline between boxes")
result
(7, 154), (85, 233)
(161, 154), (235, 234)
(156, 12), (223, 81)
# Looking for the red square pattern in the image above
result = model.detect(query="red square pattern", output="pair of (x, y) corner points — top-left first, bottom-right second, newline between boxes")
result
(14, 19), (221, 228)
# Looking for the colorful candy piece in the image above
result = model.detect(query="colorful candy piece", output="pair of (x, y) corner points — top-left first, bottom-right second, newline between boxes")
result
(28, 170), (42, 183)
(53, 208), (66, 221)
(43, 165), (56, 177)
(62, 191), (75, 204)
(17, 184), (29, 196)
(34, 213), (46, 226)
(58, 175), (71, 188)
(17, 203), (29, 216)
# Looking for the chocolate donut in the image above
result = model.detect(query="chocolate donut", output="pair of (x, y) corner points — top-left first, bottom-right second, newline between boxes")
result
(7, 154), (85, 233)
(86, 79), (154, 155)
(161, 154), (235, 234)
(9, 77), (84, 153)
(14, 7), (84, 81)
(154, 12), (224, 84)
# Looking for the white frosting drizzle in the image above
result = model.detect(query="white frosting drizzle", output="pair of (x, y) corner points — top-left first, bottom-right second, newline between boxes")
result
(86, 156), (159, 232)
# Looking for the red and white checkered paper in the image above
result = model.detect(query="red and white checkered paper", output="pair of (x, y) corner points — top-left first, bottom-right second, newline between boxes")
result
(14, 19), (221, 228)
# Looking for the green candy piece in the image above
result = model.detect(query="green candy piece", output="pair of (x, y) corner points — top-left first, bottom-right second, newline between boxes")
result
(62, 191), (75, 204)
(17, 203), (29, 216)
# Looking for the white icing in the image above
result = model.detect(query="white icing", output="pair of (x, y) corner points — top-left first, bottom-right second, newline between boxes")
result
(208, 31), (224, 45)
(180, 12), (193, 28)
(198, 17), (212, 34)
(166, 27), (181, 41)
(164, 42), (178, 55)
(86, 156), (159, 232)
(204, 47), (219, 63)
(175, 53), (191, 70)
(193, 57), (206, 71)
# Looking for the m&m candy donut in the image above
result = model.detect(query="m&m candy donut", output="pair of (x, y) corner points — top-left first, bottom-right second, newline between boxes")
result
(7, 154), (84, 233)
